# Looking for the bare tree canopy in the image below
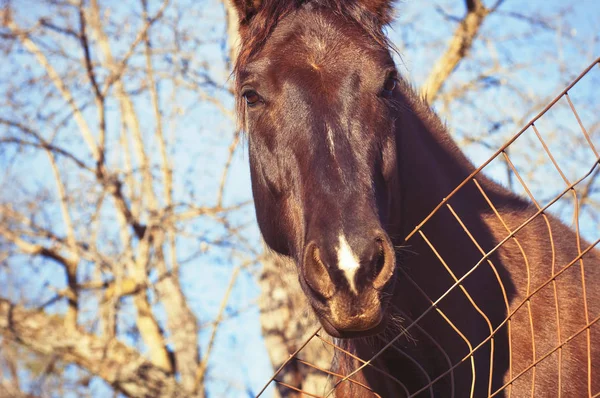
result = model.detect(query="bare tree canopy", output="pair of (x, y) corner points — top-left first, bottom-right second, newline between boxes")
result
(0, 0), (261, 396)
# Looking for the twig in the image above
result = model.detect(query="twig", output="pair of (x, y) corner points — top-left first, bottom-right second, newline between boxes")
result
(6, 18), (100, 161)
(99, 0), (171, 95)
(46, 150), (79, 328)
(78, 1), (106, 175)
(194, 257), (262, 392)
(217, 130), (241, 208)
(420, 0), (493, 103)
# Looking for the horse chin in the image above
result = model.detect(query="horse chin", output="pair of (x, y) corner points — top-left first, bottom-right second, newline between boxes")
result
(317, 311), (389, 339)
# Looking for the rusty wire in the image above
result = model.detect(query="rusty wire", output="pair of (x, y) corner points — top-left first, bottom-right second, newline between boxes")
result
(256, 57), (600, 397)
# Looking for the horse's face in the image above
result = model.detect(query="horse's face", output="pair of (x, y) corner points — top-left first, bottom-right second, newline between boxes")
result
(235, 1), (399, 338)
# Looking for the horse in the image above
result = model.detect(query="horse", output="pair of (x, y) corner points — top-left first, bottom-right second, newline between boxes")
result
(230, 0), (600, 396)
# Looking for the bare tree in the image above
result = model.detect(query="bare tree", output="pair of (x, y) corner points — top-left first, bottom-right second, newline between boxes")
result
(0, 1), (258, 396)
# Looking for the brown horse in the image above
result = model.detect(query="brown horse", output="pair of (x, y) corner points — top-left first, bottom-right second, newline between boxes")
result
(230, 1), (600, 396)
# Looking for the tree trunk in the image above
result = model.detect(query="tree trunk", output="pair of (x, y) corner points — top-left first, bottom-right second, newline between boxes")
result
(258, 254), (334, 397)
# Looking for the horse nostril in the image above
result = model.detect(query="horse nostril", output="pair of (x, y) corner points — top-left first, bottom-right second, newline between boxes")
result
(372, 235), (396, 290)
(373, 238), (386, 278)
(302, 242), (336, 299)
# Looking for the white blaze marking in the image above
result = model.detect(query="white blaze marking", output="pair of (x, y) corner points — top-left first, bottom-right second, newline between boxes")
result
(326, 124), (335, 156)
(337, 235), (360, 294)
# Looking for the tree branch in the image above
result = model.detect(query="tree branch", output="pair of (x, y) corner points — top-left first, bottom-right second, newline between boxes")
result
(46, 150), (79, 328)
(194, 256), (261, 392)
(141, 2), (200, 390)
(98, 0), (171, 95)
(216, 130), (241, 208)
(90, 0), (160, 213)
(78, 1), (107, 175)
(5, 19), (100, 162)
(0, 135), (92, 172)
(0, 226), (75, 270)
(420, 0), (492, 103)
(0, 298), (184, 398)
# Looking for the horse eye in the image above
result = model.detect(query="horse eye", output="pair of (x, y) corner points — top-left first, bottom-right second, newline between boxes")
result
(243, 90), (261, 107)
(383, 75), (397, 95)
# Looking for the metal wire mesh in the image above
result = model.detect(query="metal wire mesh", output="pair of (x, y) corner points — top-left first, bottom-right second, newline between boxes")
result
(256, 57), (600, 398)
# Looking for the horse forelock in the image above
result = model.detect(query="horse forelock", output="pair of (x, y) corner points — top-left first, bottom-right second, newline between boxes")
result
(233, 0), (395, 130)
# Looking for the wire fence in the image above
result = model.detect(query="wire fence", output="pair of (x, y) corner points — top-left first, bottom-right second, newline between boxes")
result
(256, 57), (600, 398)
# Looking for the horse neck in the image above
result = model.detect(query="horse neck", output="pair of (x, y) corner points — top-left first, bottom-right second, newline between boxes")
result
(332, 93), (511, 396)
(392, 87), (477, 234)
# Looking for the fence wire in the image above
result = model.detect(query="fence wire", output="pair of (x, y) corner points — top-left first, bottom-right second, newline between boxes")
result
(256, 57), (600, 398)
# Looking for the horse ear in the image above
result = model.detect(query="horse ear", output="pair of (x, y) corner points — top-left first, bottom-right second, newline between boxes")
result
(358, 0), (396, 25)
(229, 0), (264, 24)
